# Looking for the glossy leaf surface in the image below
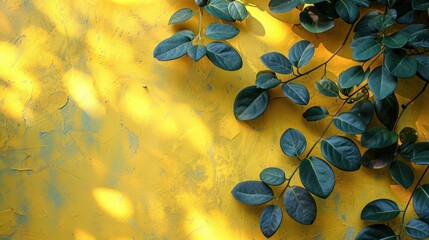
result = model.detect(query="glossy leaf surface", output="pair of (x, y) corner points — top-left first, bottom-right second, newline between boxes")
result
(315, 78), (339, 97)
(256, 72), (281, 90)
(288, 40), (315, 68)
(300, 6), (335, 33)
(321, 136), (361, 171)
(338, 66), (367, 89)
(416, 55), (429, 82)
(187, 45), (207, 62)
(168, 8), (194, 24)
(228, 1), (248, 20)
(303, 106), (329, 121)
(260, 205), (283, 238)
(204, 0), (234, 22)
(261, 52), (293, 74)
(406, 218), (429, 239)
(390, 161), (414, 189)
(384, 49), (418, 79)
(231, 181), (274, 205)
(333, 112), (367, 134)
(335, 0), (359, 23)
(269, 0), (300, 13)
(355, 224), (396, 240)
(234, 86), (269, 121)
(413, 184), (429, 222)
(280, 128), (307, 157)
(374, 93), (399, 130)
(299, 156), (335, 199)
(368, 66), (397, 100)
(361, 145), (396, 169)
(361, 127), (398, 149)
(205, 23), (240, 40)
(153, 35), (192, 61)
(361, 199), (400, 222)
(282, 83), (310, 105)
(206, 42), (242, 71)
(284, 186), (317, 225)
(350, 100), (374, 125)
(260, 167), (286, 186)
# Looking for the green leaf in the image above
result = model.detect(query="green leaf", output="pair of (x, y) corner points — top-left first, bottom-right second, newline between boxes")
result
(195, 0), (209, 7)
(412, 29), (429, 48)
(283, 186), (317, 225)
(168, 8), (194, 24)
(401, 142), (429, 160)
(361, 127), (398, 149)
(351, 38), (381, 62)
(400, 24), (427, 41)
(321, 136), (361, 171)
(260, 52), (293, 74)
(260, 205), (283, 238)
(204, 0), (234, 22)
(205, 23), (240, 40)
(231, 181), (274, 205)
(280, 128), (307, 157)
(377, 0), (397, 5)
(269, 0), (301, 13)
(361, 145), (396, 169)
(335, 0), (360, 24)
(368, 66), (397, 100)
(350, 100), (374, 125)
(400, 127), (418, 144)
(315, 1), (340, 19)
(361, 199), (400, 222)
(315, 78), (339, 97)
(413, 184), (429, 222)
(394, 0), (422, 24)
(187, 45), (207, 62)
(260, 167), (286, 186)
(406, 218), (429, 239)
(356, 224), (396, 240)
(333, 112), (367, 134)
(382, 31), (408, 49)
(340, 86), (354, 96)
(234, 86), (269, 121)
(206, 42), (242, 71)
(228, 1), (248, 21)
(412, 0), (429, 10)
(390, 161), (414, 189)
(256, 72), (281, 90)
(416, 55), (429, 82)
(338, 66), (368, 89)
(413, 150), (429, 164)
(368, 10), (396, 30)
(299, 156), (335, 199)
(174, 30), (195, 40)
(374, 93), (399, 130)
(384, 49), (418, 79)
(153, 35), (192, 61)
(303, 106), (330, 121)
(282, 83), (310, 105)
(353, 0), (371, 7)
(288, 40), (315, 68)
(355, 11), (381, 34)
(300, 6), (335, 33)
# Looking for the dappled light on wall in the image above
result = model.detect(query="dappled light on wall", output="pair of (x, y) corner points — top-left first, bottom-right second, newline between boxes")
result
(93, 187), (134, 221)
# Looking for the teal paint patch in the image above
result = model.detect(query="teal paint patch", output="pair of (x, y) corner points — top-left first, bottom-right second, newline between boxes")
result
(48, 171), (62, 208)
(61, 99), (77, 133)
(39, 133), (54, 162)
(344, 227), (356, 240)
(127, 130), (139, 154)
(341, 214), (347, 221)
(81, 112), (100, 133)
(106, 145), (124, 187)
(333, 192), (340, 217)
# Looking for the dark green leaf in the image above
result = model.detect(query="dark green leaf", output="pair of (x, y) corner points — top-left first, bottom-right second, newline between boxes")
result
(394, 0), (422, 24)
(412, 0), (429, 10)
(338, 65), (368, 89)
(361, 145), (396, 169)
(299, 156), (335, 199)
(282, 83), (310, 105)
(283, 186), (317, 225)
(300, 6), (335, 33)
(260, 167), (286, 186)
(390, 161), (414, 189)
(412, 29), (429, 48)
(340, 86), (354, 96)
(333, 112), (367, 134)
(228, 1), (248, 21)
(350, 100), (374, 125)
(353, 0), (371, 7)
(416, 55), (429, 82)
(256, 72), (281, 90)
(355, 11), (381, 34)
(376, 0), (397, 5)
(303, 106), (330, 121)
(374, 93), (399, 130)
(231, 181), (274, 205)
(406, 218), (429, 239)
(260, 205), (283, 238)
(315, 78), (339, 97)
(288, 40), (315, 68)
(401, 142), (429, 160)
(361, 127), (398, 149)
(234, 86), (269, 121)
(315, 1), (340, 19)
(368, 10), (396, 30)
(351, 38), (381, 62)
(356, 224), (396, 240)
(195, 0), (209, 7)
(384, 49), (417, 79)
(168, 8), (194, 24)
(204, 0), (234, 22)
(400, 127), (418, 144)
(382, 31), (408, 49)
(351, 34), (377, 48)
(261, 52), (293, 74)
(368, 66), (397, 100)
(205, 23), (240, 40)
(174, 30), (195, 40)
(400, 24), (427, 41)
(335, 0), (360, 23)
(206, 42), (242, 71)
(269, 0), (301, 13)
(153, 35), (192, 61)
(413, 150), (429, 164)
(321, 136), (361, 171)
(187, 45), (207, 62)
(413, 184), (429, 222)
(361, 198), (400, 222)
(280, 128), (307, 157)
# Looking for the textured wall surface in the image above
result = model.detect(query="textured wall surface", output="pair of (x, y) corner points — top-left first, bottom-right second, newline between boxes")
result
(0, 0), (428, 239)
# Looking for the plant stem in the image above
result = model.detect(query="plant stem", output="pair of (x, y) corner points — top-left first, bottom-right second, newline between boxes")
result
(281, 23), (355, 84)
(197, 8), (203, 43)
(275, 166), (299, 205)
(393, 82), (428, 132)
(398, 165), (429, 236)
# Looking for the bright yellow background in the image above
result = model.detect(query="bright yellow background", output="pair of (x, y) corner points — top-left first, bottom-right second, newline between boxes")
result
(0, 0), (428, 239)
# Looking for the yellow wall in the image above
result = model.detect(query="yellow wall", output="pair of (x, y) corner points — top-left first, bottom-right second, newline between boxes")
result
(0, 0), (428, 239)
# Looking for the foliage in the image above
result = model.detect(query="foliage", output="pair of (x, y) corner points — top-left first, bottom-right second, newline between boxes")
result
(155, 0), (429, 238)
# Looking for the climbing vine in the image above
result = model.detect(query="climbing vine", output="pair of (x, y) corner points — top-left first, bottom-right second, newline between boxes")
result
(154, 0), (429, 238)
